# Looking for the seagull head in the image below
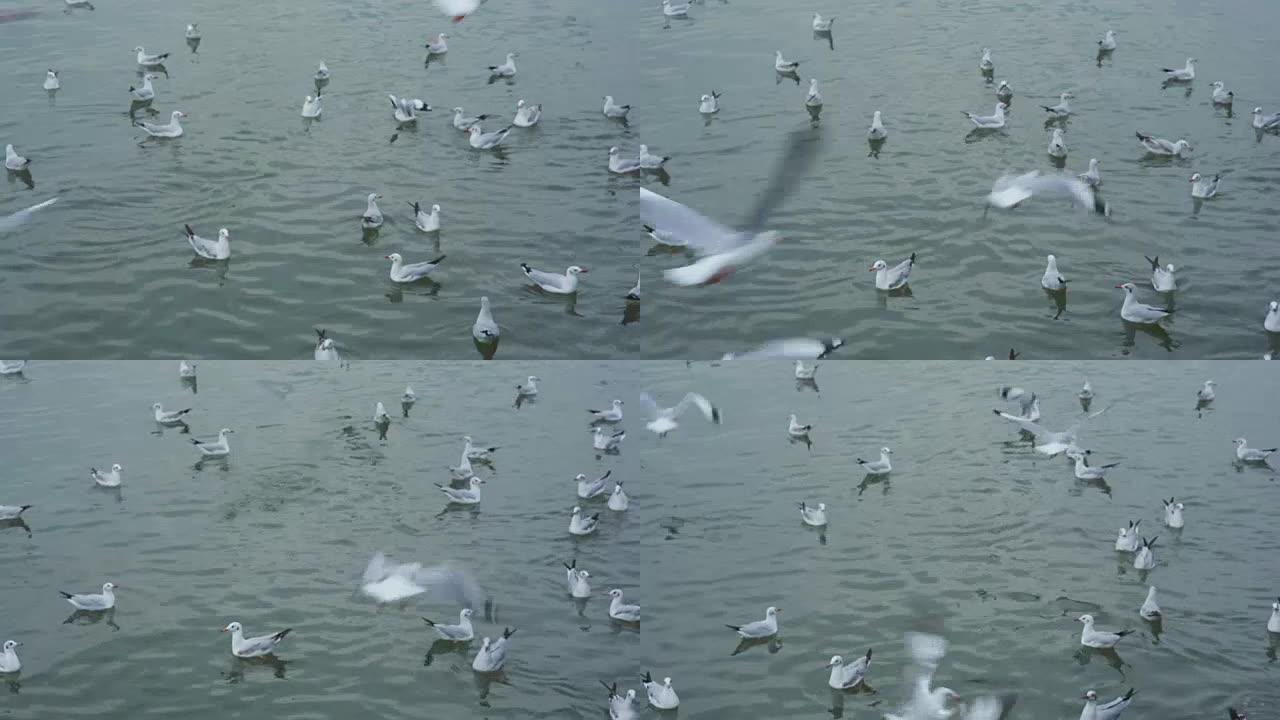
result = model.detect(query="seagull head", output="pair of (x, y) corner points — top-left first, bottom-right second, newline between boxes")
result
(385, 252), (403, 264)
(467, 126), (481, 136)
(460, 608), (472, 619)
(566, 265), (587, 276)
(173, 111), (188, 120)
(2, 641), (19, 651)
(1076, 614), (1094, 625)
(1254, 107), (1264, 115)
(103, 582), (117, 592)
(613, 399), (623, 407)
(222, 621), (242, 633)
(574, 473), (587, 481)
(1189, 172), (1202, 182)
(1115, 282), (1137, 294)
(609, 588), (623, 600)
(826, 655), (843, 668)
(765, 606), (781, 617)
(869, 259), (887, 271)
(218, 228), (230, 240)
(1082, 690), (1098, 702)
(1233, 438), (1246, 447)
(219, 428), (234, 436)
(817, 502), (826, 511)
(320, 338), (335, 351)
(134, 46), (145, 53)
(1270, 301), (1279, 312)
(880, 447), (892, 455)
(430, 203), (441, 213)
(470, 477), (485, 487)
(367, 192), (381, 202)
(112, 463), (123, 472)
(571, 505), (582, 515)
(1186, 57), (1197, 65)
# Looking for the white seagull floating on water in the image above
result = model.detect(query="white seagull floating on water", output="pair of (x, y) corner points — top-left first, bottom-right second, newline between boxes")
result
(1162, 497), (1184, 528)
(183, 225), (230, 260)
(90, 464), (123, 487)
(1253, 107), (1280, 130)
(1139, 586), (1162, 620)
(642, 672), (679, 709)
(812, 12), (833, 31)
(1136, 131), (1192, 157)
(471, 627), (515, 672)
(575, 470), (612, 500)
(1098, 30), (1117, 51)
(513, 99), (541, 127)
(516, 375), (539, 397)
(1265, 301), (1280, 332)
(134, 47), (170, 66)
(640, 391), (720, 436)
(1066, 450), (1118, 481)
(699, 90), (721, 114)
(386, 253), (446, 283)
(192, 429), (233, 457)
(1041, 254), (1068, 291)
(799, 501), (827, 526)
(868, 111), (888, 139)
(605, 683), (640, 720)
(301, 94), (322, 118)
(1079, 158), (1102, 187)
(794, 360), (817, 380)
(411, 202), (440, 232)
(588, 399), (624, 423)
(1048, 128), (1068, 158)
(473, 296), (499, 341)
(805, 78), (822, 108)
(134, 110), (186, 138)
(996, 80), (1012, 102)
(608, 147), (642, 174)
(870, 253), (914, 290)
(451, 107), (488, 131)
(1189, 172), (1220, 198)
(129, 73), (158, 102)
(488, 53), (517, 78)
(1210, 81), (1233, 105)
(775, 51), (800, 73)
(43, 70), (59, 91)
(569, 506), (599, 536)
(826, 648), (871, 690)
(425, 33), (448, 54)
(1133, 536), (1157, 570)
(436, 476), (484, 505)
(1161, 57), (1195, 82)
(564, 560), (592, 597)
(0, 504), (32, 521)
(185, 24), (200, 40)
(361, 193), (383, 229)
(638, 144), (669, 170)
(1115, 520), (1142, 552)
(726, 606), (780, 638)
(963, 102), (1006, 129)
(152, 402), (191, 424)
(602, 95), (631, 119)
(662, 0), (689, 17)
(314, 60), (330, 81)
(979, 47), (994, 71)
(787, 414), (812, 437)
(423, 608), (473, 641)
(1077, 614), (1133, 648)
(1144, 256), (1176, 292)
(1116, 283), (1169, 324)
(0, 641), (19, 673)
(857, 447), (893, 475)
(1196, 380), (1216, 403)
(1233, 438), (1276, 463)
(61, 582), (116, 610)
(222, 622), (290, 658)
(1080, 688), (1136, 720)
(521, 263), (586, 293)
(388, 94), (422, 123)
(608, 589), (640, 622)
(467, 124), (512, 149)
(314, 329), (340, 361)
(1042, 91), (1073, 116)
(608, 482), (629, 511)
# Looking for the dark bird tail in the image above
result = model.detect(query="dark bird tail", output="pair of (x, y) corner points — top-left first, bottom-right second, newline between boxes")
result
(1136, 131), (1151, 141)
(19, 505), (31, 513)
(59, 591), (73, 599)
(428, 254), (446, 265)
(315, 328), (327, 341)
(1121, 688), (1136, 701)
(725, 624), (741, 631)
(641, 671), (652, 683)
(422, 617), (437, 626)
(520, 262), (532, 273)
(272, 628), (292, 641)
(1116, 629), (1134, 637)
(1144, 255), (1159, 271)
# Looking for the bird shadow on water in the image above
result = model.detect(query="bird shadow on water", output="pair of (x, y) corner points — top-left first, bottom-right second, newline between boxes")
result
(472, 669), (512, 706)
(828, 683), (876, 718)
(620, 300), (640, 326)
(731, 635), (782, 656)
(194, 457), (231, 473)
(867, 137), (885, 158)
(423, 638), (470, 667)
(777, 70), (800, 86)
(796, 378), (819, 393)
(385, 279), (442, 304)
(790, 434), (813, 451)
(63, 608), (119, 631)
(1095, 48), (1113, 67)
(1072, 646), (1128, 676)
(0, 518), (31, 537)
(857, 475), (890, 497)
(1044, 288), (1067, 319)
(222, 655), (289, 682)
(1120, 321), (1178, 354)
(6, 168), (34, 191)
(814, 30), (834, 50)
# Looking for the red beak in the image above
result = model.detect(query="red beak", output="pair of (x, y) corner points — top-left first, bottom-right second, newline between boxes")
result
(452, 14), (466, 22)
(384, 255), (392, 259)
(867, 265), (877, 271)
(1114, 284), (1124, 288)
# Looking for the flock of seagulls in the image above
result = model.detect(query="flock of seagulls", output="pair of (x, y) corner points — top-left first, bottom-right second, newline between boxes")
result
(631, 6), (1280, 359)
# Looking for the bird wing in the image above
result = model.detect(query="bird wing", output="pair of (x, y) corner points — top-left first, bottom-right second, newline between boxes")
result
(524, 267), (569, 291)
(409, 564), (487, 609)
(639, 391), (662, 419)
(994, 410), (1048, 438)
(673, 392), (717, 422)
(639, 187), (742, 257)
(0, 197), (57, 233)
(188, 233), (220, 257)
(722, 337), (840, 360)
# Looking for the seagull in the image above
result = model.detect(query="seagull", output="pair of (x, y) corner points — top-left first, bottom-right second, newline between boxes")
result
(1080, 688), (1136, 720)
(192, 428), (233, 457)
(522, 263), (586, 293)
(301, 94), (322, 118)
(826, 648), (871, 689)
(699, 90), (721, 114)
(775, 51), (800, 73)
(1042, 91), (1073, 116)
(870, 253), (914, 290)
(799, 501), (827, 527)
(1189, 172), (1220, 198)
(1077, 614), (1133, 648)
(1048, 128), (1068, 158)
(640, 391), (721, 436)
(576, 470), (613, 499)
(487, 53), (517, 77)
(185, 24), (200, 40)
(992, 404), (1110, 456)
(424, 33), (448, 54)
(0, 504), (31, 520)
(451, 450), (474, 479)
(602, 95), (631, 118)
(1162, 498), (1185, 528)
(638, 144), (669, 170)
(152, 402), (191, 424)
(569, 506), (599, 535)
(0, 641), (19, 674)
(375, 402), (390, 423)
(804, 78), (822, 107)
(609, 146), (643, 174)
(641, 672), (679, 710)
(451, 107), (489, 131)
(386, 253), (446, 283)
(129, 73), (159, 101)
(1098, 30), (1117, 51)
(979, 47), (994, 71)
(1266, 301), (1280, 332)
(134, 47), (170, 66)
(625, 267), (641, 301)
(588, 399), (624, 423)
(314, 60), (330, 81)
(722, 337), (845, 360)
(996, 80), (1013, 102)
(1161, 57), (1196, 81)
(812, 12), (833, 31)
(183, 225), (230, 260)
(1139, 587), (1162, 619)
(90, 464), (123, 487)
(0, 359), (29, 375)
(462, 436), (496, 462)
(473, 296), (499, 342)
(408, 202), (440, 232)
(794, 360), (818, 380)
(882, 632), (962, 720)
(471, 627), (515, 672)
(564, 560), (592, 597)
(467, 125), (512, 149)
(592, 428), (626, 452)
(361, 193), (383, 229)
(43, 69), (59, 91)
(64, 0), (95, 9)
(1268, 598), (1280, 633)
(661, 0), (689, 17)
(1079, 159), (1102, 187)
(388, 94), (420, 123)
(436, 476), (484, 505)
(1077, 380), (1093, 401)
(402, 386), (416, 403)
(857, 447), (893, 475)
(133, 110), (186, 138)
(867, 110), (888, 139)
(1210, 81), (1233, 105)
(608, 589), (640, 622)
(604, 683), (640, 720)
(1115, 520), (1141, 552)
(1116, 283), (1169, 324)
(1135, 132), (1192, 157)
(1041, 254), (1068, 291)
(513, 99), (541, 127)
(1066, 450), (1118, 481)
(60, 582), (116, 610)
(1233, 438), (1276, 463)
(423, 608), (473, 641)
(433, 0), (480, 23)
(607, 482), (629, 511)
(1133, 536), (1157, 570)
(1252, 107), (1280, 130)
(963, 102), (1006, 129)
(222, 622), (290, 658)
(516, 376), (539, 397)
(314, 329), (340, 362)
(1196, 380), (1216, 403)
(358, 551), (486, 607)
(787, 414), (812, 437)
(726, 606), (780, 638)
(1144, 256), (1177, 292)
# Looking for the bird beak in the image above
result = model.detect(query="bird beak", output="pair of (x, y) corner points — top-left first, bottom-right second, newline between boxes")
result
(384, 255), (392, 259)
(579, 268), (589, 273)
(775, 608), (783, 613)
(1114, 284), (1125, 288)
(220, 625), (230, 632)
(867, 265), (876, 271)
